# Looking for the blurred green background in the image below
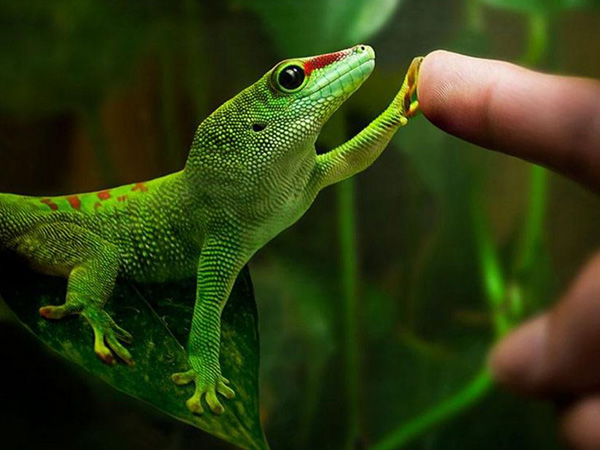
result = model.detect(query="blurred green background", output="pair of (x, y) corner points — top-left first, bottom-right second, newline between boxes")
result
(1, 0), (600, 449)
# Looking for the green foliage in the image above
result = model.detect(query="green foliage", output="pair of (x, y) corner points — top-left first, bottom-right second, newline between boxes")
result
(237, 0), (402, 55)
(0, 259), (268, 450)
(1, 0), (598, 449)
(0, 0), (143, 115)
(482, 0), (600, 13)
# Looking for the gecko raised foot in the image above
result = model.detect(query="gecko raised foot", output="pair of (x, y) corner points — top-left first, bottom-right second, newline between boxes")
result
(403, 56), (423, 118)
(172, 368), (235, 415)
(40, 305), (134, 366)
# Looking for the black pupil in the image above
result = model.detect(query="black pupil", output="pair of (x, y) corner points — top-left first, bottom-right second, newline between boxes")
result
(278, 65), (305, 90)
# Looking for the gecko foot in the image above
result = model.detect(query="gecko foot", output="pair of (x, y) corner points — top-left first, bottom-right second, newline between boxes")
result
(85, 309), (134, 366)
(402, 56), (423, 118)
(390, 56), (423, 120)
(172, 369), (235, 415)
(40, 304), (134, 366)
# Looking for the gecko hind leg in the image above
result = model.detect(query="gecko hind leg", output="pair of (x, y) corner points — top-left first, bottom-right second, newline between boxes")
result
(14, 224), (133, 366)
(39, 279), (134, 367)
(40, 253), (134, 366)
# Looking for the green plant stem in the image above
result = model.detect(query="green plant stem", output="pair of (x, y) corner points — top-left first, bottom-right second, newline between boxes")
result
(370, 369), (493, 450)
(514, 13), (550, 277)
(337, 178), (361, 449)
(465, 0), (484, 32)
(471, 189), (510, 337)
(514, 165), (548, 276)
(521, 13), (549, 67)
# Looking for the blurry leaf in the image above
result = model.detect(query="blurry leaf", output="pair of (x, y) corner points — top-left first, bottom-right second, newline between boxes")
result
(0, 0), (170, 115)
(364, 285), (399, 341)
(393, 116), (449, 199)
(236, 0), (403, 55)
(251, 256), (340, 449)
(0, 296), (12, 322)
(482, 0), (600, 13)
(0, 258), (269, 450)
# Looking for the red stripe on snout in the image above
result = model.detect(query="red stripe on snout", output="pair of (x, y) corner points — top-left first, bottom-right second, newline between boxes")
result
(304, 50), (348, 76)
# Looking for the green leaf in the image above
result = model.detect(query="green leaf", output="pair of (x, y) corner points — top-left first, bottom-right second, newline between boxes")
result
(236, 0), (403, 55)
(0, 258), (268, 450)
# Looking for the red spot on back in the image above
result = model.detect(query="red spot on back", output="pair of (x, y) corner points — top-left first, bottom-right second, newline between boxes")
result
(94, 202), (102, 210)
(304, 50), (348, 76)
(66, 195), (81, 210)
(132, 182), (148, 192)
(97, 190), (111, 200)
(117, 195), (128, 202)
(40, 198), (58, 211)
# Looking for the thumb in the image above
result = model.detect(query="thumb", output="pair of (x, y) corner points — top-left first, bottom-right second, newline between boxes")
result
(490, 252), (600, 395)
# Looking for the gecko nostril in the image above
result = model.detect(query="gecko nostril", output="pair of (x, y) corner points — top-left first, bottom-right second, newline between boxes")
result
(252, 123), (267, 132)
(358, 45), (366, 52)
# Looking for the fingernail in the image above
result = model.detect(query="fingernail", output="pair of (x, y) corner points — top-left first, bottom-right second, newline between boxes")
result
(489, 314), (549, 390)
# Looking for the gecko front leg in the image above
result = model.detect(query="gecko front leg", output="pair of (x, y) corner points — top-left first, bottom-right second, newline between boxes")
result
(172, 235), (243, 415)
(311, 56), (422, 190)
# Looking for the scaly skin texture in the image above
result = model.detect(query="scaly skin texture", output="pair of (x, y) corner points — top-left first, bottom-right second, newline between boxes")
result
(0, 45), (421, 415)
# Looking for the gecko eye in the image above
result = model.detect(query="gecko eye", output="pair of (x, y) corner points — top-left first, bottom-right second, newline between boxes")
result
(279, 65), (304, 90)
(271, 62), (307, 93)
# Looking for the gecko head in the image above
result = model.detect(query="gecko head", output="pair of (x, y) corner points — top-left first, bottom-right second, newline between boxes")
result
(254, 44), (376, 150)
(187, 45), (375, 174)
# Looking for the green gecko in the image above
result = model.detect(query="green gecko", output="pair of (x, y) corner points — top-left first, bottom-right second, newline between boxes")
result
(0, 45), (421, 415)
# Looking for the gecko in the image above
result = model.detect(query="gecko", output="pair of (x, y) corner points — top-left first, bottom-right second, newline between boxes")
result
(0, 45), (421, 415)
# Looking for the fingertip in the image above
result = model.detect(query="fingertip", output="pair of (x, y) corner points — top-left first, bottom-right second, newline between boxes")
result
(418, 50), (500, 143)
(418, 50), (600, 190)
(418, 50), (494, 125)
(489, 314), (550, 394)
(418, 50), (459, 123)
(561, 397), (600, 450)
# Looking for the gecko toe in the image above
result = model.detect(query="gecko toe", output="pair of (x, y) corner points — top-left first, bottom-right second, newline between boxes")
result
(112, 323), (133, 344)
(94, 338), (116, 365)
(205, 389), (225, 415)
(172, 370), (195, 385)
(84, 309), (133, 366)
(106, 333), (134, 366)
(39, 304), (79, 320)
(186, 393), (205, 415)
(217, 381), (236, 400)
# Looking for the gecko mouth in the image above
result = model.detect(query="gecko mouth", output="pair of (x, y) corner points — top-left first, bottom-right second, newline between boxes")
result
(301, 50), (375, 101)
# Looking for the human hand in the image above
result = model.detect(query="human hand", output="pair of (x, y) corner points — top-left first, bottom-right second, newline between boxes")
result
(419, 50), (600, 450)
